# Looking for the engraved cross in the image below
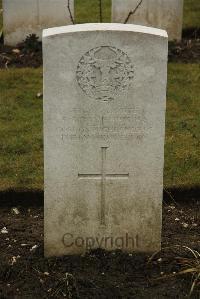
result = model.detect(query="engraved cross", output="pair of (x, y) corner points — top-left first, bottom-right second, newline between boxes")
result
(78, 147), (129, 226)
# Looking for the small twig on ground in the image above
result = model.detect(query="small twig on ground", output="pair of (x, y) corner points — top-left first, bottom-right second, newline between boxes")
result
(124, 0), (143, 24)
(164, 188), (178, 206)
(52, 272), (79, 298)
(5, 61), (9, 69)
(147, 245), (200, 297)
(67, 0), (75, 24)
(99, 0), (103, 23)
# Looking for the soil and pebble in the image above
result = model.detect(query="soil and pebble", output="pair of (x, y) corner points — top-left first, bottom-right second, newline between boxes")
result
(0, 196), (199, 298)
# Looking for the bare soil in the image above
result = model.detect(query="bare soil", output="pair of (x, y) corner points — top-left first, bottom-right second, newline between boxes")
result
(169, 39), (200, 63)
(0, 42), (42, 69)
(0, 198), (199, 299)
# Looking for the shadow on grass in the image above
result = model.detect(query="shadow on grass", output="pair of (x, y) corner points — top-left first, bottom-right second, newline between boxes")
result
(0, 186), (199, 207)
(163, 186), (200, 204)
(0, 189), (43, 207)
(182, 26), (200, 39)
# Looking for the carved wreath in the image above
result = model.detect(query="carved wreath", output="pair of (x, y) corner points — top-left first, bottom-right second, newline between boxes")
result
(76, 46), (134, 101)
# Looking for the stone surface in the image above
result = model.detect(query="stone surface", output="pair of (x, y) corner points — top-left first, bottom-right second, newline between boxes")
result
(112, 0), (184, 41)
(3, 0), (74, 45)
(43, 23), (168, 257)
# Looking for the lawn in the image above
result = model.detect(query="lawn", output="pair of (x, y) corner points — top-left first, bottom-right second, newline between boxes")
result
(183, 0), (200, 29)
(165, 63), (200, 188)
(0, 64), (200, 191)
(75, 0), (111, 23)
(0, 1), (200, 191)
(0, 69), (43, 191)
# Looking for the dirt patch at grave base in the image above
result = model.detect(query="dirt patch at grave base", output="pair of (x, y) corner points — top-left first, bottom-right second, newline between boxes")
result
(168, 39), (200, 63)
(182, 27), (200, 40)
(0, 200), (199, 299)
(0, 37), (200, 68)
(0, 43), (42, 69)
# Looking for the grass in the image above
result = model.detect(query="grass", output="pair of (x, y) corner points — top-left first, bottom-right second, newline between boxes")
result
(0, 0), (200, 30)
(183, 0), (200, 29)
(0, 64), (200, 191)
(0, 1), (200, 191)
(0, 69), (43, 190)
(165, 63), (200, 188)
(75, 0), (111, 23)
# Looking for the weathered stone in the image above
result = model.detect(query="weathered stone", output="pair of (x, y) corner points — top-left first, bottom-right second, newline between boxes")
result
(3, 0), (74, 45)
(43, 24), (168, 257)
(112, 0), (184, 41)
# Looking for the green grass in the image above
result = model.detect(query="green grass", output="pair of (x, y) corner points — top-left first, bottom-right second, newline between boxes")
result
(0, 1), (199, 191)
(0, 64), (200, 191)
(0, 69), (43, 190)
(165, 63), (200, 188)
(183, 0), (200, 29)
(75, 0), (111, 23)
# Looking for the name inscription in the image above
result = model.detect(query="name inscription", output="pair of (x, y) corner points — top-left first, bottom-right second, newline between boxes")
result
(61, 109), (147, 140)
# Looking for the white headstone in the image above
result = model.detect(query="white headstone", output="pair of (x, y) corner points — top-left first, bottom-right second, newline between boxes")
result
(3, 0), (74, 45)
(43, 23), (168, 257)
(112, 0), (183, 41)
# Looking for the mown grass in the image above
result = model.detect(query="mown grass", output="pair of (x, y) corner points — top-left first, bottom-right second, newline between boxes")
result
(0, 69), (43, 190)
(0, 0), (199, 191)
(75, 0), (111, 23)
(0, 64), (199, 191)
(183, 0), (200, 29)
(165, 63), (200, 188)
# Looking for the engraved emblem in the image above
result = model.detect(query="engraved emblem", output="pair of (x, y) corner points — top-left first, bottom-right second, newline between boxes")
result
(76, 46), (134, 101)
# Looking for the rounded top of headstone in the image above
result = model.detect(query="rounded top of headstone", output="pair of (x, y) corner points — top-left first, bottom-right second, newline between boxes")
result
(43, 23), (168, 39)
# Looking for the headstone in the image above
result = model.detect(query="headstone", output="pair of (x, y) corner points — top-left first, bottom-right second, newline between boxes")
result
(112, 0), (184, 41)
(3, 0), (74, 45)
(43, 23), (168, 257)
